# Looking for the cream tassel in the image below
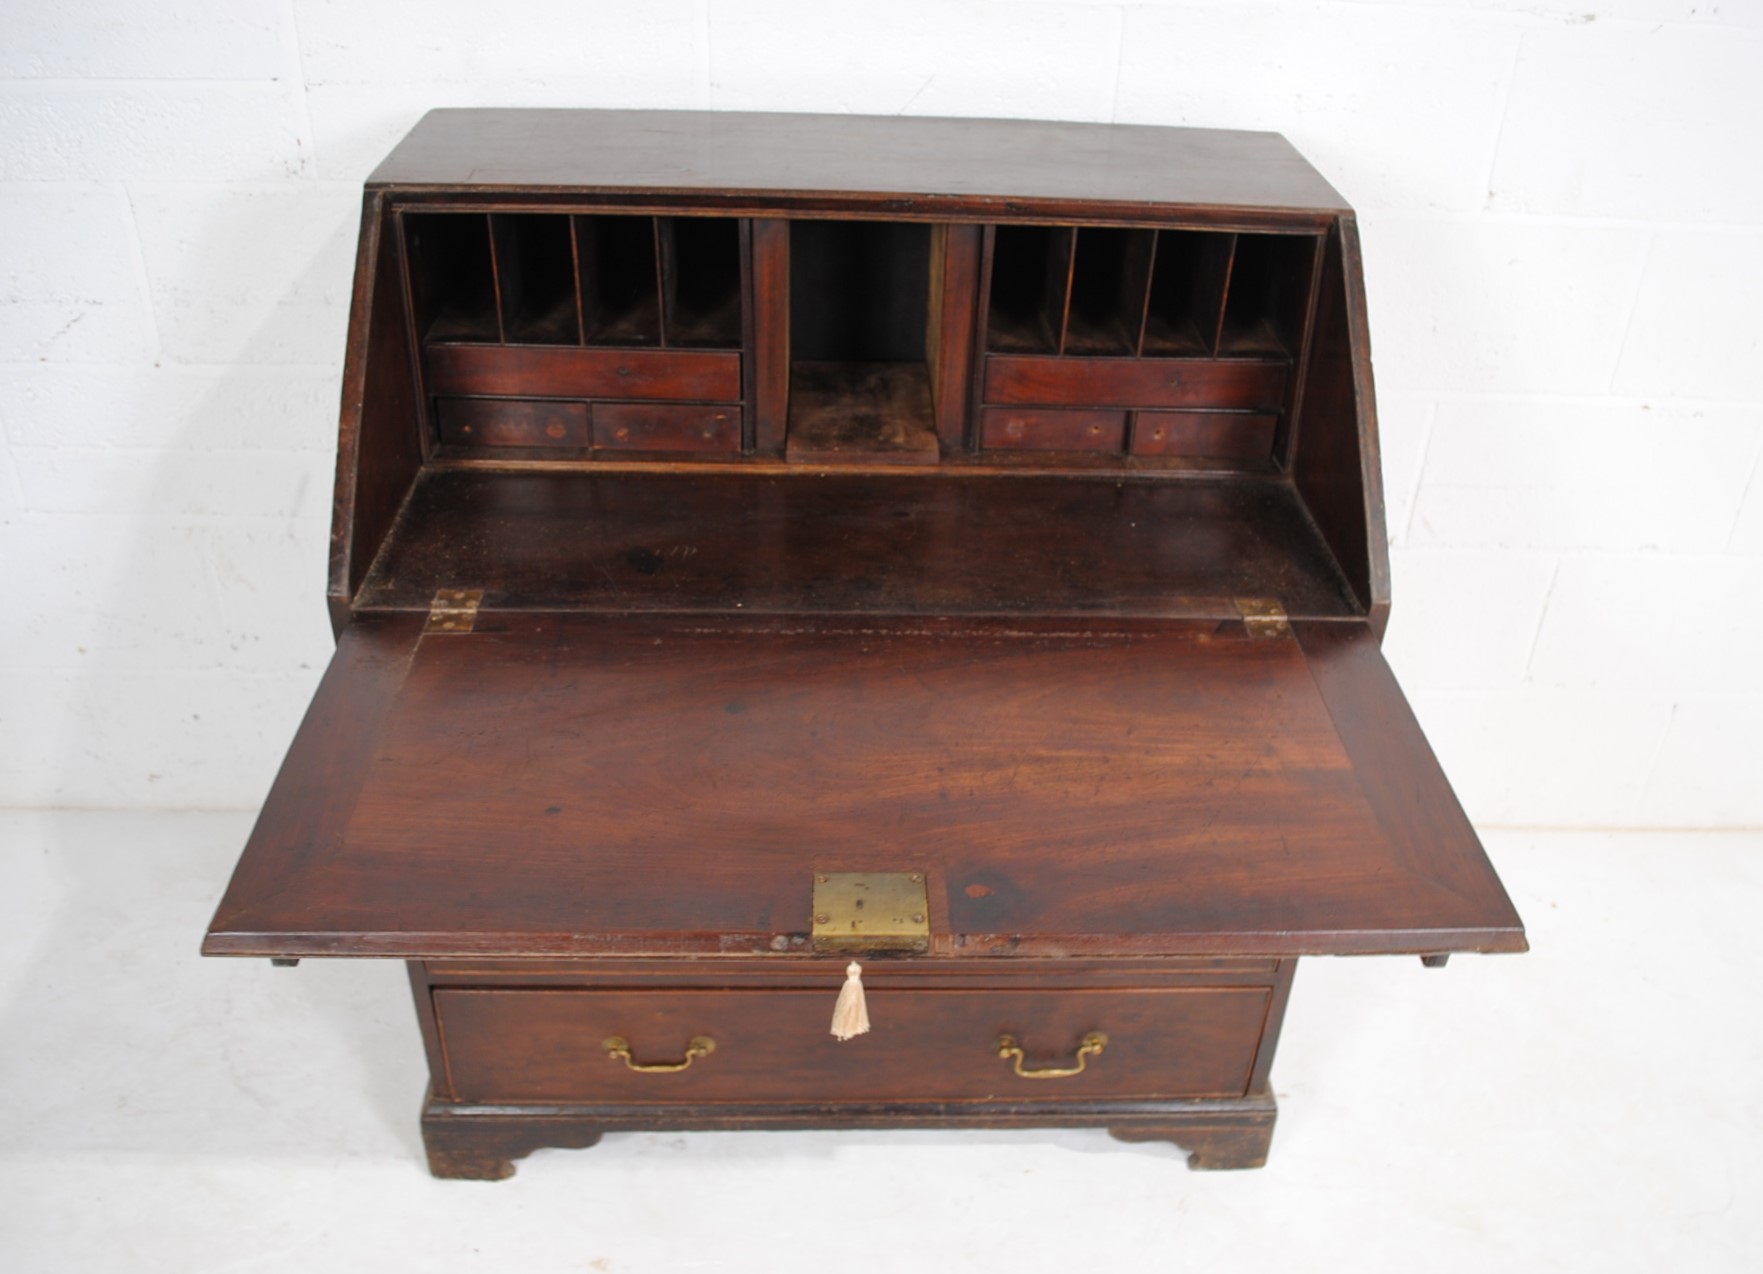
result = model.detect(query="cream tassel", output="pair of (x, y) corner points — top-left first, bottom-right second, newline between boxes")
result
(830, 961), (870, 1041)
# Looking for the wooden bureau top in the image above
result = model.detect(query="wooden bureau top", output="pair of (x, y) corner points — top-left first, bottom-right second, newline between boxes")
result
(368, 109), (1350, 217)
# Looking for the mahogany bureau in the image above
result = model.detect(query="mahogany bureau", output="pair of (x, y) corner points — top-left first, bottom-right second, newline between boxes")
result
(202, 109), (1526, 1178)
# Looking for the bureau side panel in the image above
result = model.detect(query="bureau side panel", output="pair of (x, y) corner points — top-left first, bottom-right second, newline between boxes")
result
(1290, 216), (1390, 636)
(1247, 958), (1297, 1094)
(408, 960), (454, 1101)
(330, 192), (424, 635)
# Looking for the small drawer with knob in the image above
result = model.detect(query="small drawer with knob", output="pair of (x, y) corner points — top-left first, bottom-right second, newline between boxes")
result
(1130, 409), (1278, 461)
(430, 984), (1273, 1105)
(436, 397), (590, 450)
(594, 402), (742, 452)
(980, 407), (1126, 452)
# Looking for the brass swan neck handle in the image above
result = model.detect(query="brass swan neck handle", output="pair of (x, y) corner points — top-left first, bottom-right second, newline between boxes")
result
(602, 1034), (716, 1073)
(996, 1031), (1108, 1079)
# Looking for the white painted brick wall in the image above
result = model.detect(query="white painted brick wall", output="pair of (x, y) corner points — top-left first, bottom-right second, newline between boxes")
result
(1, 1), (1758, 825)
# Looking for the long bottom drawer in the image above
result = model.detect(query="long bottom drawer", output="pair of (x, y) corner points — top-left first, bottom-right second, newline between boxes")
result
(435, 986), (1272, 1104)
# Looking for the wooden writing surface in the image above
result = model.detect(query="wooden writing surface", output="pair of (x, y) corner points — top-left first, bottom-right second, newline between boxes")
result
(205, 614), (1522, 959)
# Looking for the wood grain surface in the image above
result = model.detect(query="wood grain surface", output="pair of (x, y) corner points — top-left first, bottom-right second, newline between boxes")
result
(368, 110), (1349, 219)
(984, 354), (1287, 411)
(434, 985), (1271, 1104)
(352, 468), (1360, 619)
(425, 343), (740, 401)
(204, 614), (1524, 958)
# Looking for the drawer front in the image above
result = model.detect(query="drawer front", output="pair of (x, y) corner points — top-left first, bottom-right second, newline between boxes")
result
(1131, 410), (1277, 460)
(595, 402), (742, 452)
(435, 986), (1270, 1104)
(985, 355), (1287, 411)
(980, 407), (1127, 452)
(436, 397), (590, 449)
(426, 344), (741, 402)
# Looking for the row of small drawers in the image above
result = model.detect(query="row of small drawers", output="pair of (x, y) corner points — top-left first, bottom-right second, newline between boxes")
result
(431, 983), (1274, 1105)
(980, 353), (1285, 459)
(439, 396), (1270, 460)
(427, 343), (1286, 458)
(980, 407), (1275, 457)
(438, 397), (739, 452)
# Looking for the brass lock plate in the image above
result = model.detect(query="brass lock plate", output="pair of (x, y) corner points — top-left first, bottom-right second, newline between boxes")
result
(811, 872), (931, 953)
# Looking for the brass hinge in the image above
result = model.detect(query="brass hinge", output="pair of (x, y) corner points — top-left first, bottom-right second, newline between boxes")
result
(425, 588), (484, 635)
(811, 872), (932, 954)
(1236, 597), (1292, 640)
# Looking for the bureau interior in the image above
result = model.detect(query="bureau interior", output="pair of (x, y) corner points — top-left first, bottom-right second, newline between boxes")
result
(985, 225), (1313, 359)
(346, 203), (1370, 627)
(407, 211), (745, 349)
(785, 219), (941, 463)
(398, 210), (1321, 466)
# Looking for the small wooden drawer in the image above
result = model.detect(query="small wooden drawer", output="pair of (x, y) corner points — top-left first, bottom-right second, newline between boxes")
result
(437, 397), (590, 449)
(595, 403), (742, 452)
(426, 344), (741, 402)
(980, 407), (1126, 452)
(984, 355), (1287, 412)
(1131, 410), (1277, 461)
(434, 985), (1271, 1104)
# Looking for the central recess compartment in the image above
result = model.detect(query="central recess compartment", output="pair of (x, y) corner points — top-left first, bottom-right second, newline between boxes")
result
(787, 220), (939, 464)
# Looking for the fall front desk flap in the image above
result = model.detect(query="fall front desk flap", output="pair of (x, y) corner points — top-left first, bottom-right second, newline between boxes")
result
(204, 610), (1524, 961)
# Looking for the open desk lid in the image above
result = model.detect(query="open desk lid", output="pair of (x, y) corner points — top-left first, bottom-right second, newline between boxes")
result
(204, 612), (1525, 961)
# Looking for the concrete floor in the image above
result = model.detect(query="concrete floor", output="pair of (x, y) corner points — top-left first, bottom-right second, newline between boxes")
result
(2, 810), (1759, 1272)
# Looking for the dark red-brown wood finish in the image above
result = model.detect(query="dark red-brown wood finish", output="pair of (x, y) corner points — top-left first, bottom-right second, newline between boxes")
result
(328, 192), (424, 633)
(206, 613), (1519, 959)
(208, 109), (1522, 1178)
(367, 110), (1349, 217)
